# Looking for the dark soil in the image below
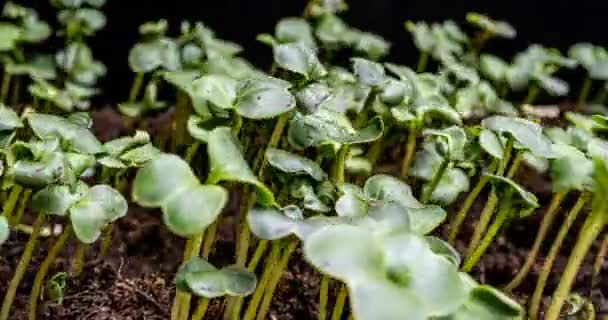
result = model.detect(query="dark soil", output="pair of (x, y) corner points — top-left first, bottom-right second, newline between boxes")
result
(1, 107), (606, 320)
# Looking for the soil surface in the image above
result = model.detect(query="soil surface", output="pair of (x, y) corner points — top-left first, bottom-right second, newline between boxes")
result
(1, 107), (606, 320)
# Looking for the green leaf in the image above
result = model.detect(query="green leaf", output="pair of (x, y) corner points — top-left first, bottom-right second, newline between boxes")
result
(103, 130), (150, 157)
(274, 42), (327, 79)
(128, 38), (181, 73)
(466, 13), (516, 39)
(162, 185), (228, 237)
(407, 205), (447, 235)
(364, 174), (422, 208)
(425, 168), (470, 204)
(294, 83), (332, 113)
(405, 21), (434, 52)
(482, 116), (554, 158)
(426, 236), (461, 266)
(132, 154), (199, 207)
(206, 127), (274, 205)
(291, 182), (331, 213)
(352, 32), (390, 61)
(0, 216), (9, 245)
(0, 105), (22, 132)
(0, 22), (21, 51)
(192, 74), (237, 110)
(479, 129), (505, 159)
(266, 148), (326, 181)
(6, 54), (56, 79)
(488, 175), (539, 218)
(234, 77), (296, 119)
(479, 54), (510, 82)
(423, 126), (467, 161)
(70, 185), (127, 244)
(247, 206), (303, 240)
(550, 144), (594, 192)
(352, 58), (386, 87)
(27, 113), (103, 154)
(275, 17), (314, 46)
(177, 257), (257, 298)
(9, 152), (69, 188)
(410, 142), (444, 181)
(569, 43), (608, 80)
(381, 231), (468, 315)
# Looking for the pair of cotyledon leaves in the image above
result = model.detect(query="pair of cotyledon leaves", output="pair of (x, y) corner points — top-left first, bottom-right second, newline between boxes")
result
(569, 43), (608, 80)
(132, 127), (273, 238)
(31, 182), (127, 244)
(248, 174), (446, 242)
(410, 126), (471, 204)
(506, 45), (576, 96)
(406, 20), (468, 60)
(303, 224), (523, 320)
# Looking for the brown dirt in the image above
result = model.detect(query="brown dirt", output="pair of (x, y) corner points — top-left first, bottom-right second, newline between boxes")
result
(1, 107), (606, 320)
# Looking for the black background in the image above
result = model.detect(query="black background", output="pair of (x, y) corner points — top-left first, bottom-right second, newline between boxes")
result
(12, 0), (608, 102)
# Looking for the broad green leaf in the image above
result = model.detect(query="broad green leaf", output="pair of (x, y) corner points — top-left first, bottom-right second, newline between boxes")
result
(27, 113), (103, 154)
(0, 216), (8, 245)
(234, 77), (296, 119)
(482, 116), (554, 158)
(416, 95), (463, 126)
(291, 182), (331, 213)
(118, 144), (160, 168)
(161, 185), (228, 237)
(488, 175), (539, 218)
(423, 126), (467, 161)
(274, 42), (327, 79)
(0, 105), (22, 131)
(103, 130), (150, 157)
(294, 83), (332, 113)
(352, 31), (390, 61)
(405, 21), (434, 52)
(335, 184), (367, 217)
(479, 129), (504, 159)
(380, 78), (410, 106)
(132, 154), (199, 207)
(479, 54), (510, 82)
(364, 174), (422, 208)
(192, 74), (237, 110)
(177, 257), (257, 298)
(128, 38), (181, 73)
(550, 144), (594, 192)
(407, 205), (447, 235)
(315, 14), (349, 46)
(275, 17), (314, 46)
(425, 168), (470, 204)
(9, 152), (69, 188)
(410, 142), (444, 181)
(266, 148), (326, 181)
(0, 23), (21, 51)
(5, 54), (56, 79)
(352, 58), (385, 87)
(382, 232), (467, 316)
(64, 152), (95, 177)
(304, 225), (383, 282)
(247, 206), (303, 240)
(70, 185), (127, 244)
(569, 43), (608, 80)
(206, 127), (274, 205)
(350, 281), (426, 320)
(426, 236), (461, 266)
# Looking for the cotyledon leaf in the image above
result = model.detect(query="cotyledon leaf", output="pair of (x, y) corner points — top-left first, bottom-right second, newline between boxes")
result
(176, 257), (257, 298)
(482, 116), (554, 158)
(266, 148), (326, 181)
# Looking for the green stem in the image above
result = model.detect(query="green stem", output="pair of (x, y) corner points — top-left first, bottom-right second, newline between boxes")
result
(99, 225), (113, 258)
(184, 142), (201, 164)
(576, 76), (593, 112)
(421, 158), (449, 204)
(319, 276), (330, 320)
(416, 52), (429, 73)
(448, 160), (498, 244)
(2, 185), (23, 224)
(544, 204), (605, 320)
(128, 73), (144, 103)
(70, 243), (87, 277)
(330, 285), (348, 320)
(173, 90), (191, 152)
(367, 136), (385, 169)
(400, 127), (418, 180)
(504, 192), (566, 292)
(201, 221), (218, 259)
(462, 199), (512, 272)
(332, 145), (350, 184)
(0, 213), (45, 320)
(256, 241), (298, 320)
(192, 298), (210, 320)
(12, 189), (31, 226)
(243, 244), (281, 320)
(29, 225), (72, 320)
(523, 84), (539, 106)
(529, 194), (587, 320)
(177, 234), (204, 320)
(592, 234), (607, 288)
(465, 141), (515, 258)
(0, 72), (11, 104)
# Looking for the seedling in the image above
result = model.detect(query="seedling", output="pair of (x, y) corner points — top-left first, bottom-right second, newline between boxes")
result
(568, 43), (608, 109)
